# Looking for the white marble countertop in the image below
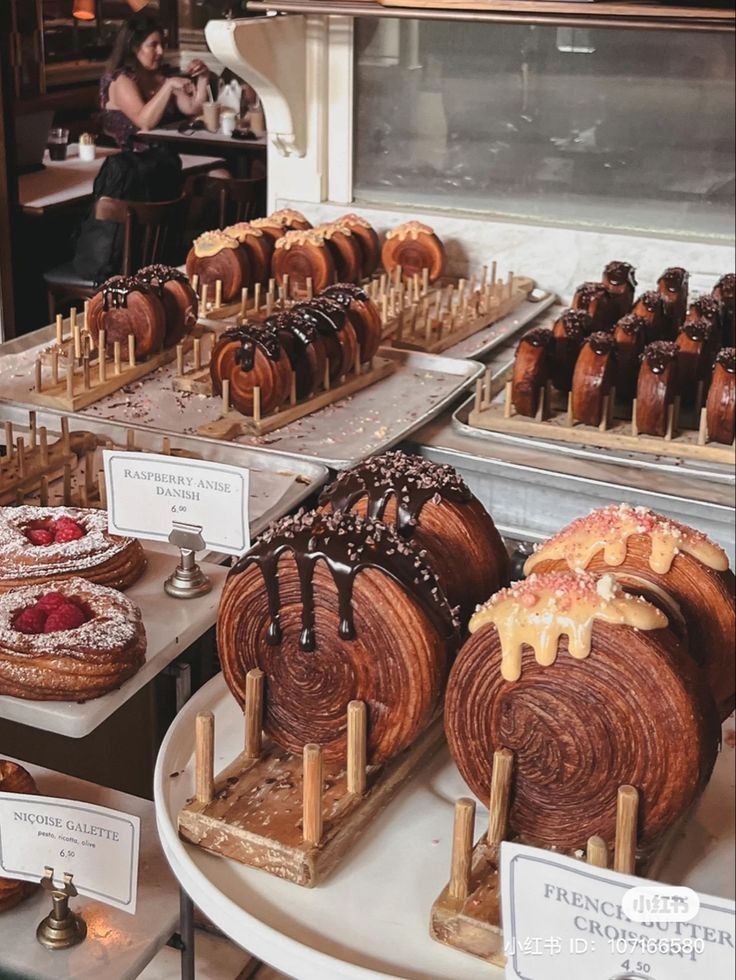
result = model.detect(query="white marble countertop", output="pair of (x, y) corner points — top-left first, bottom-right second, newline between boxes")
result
(0, 756), (179, 980)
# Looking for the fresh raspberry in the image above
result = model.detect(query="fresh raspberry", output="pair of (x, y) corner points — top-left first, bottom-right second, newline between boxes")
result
(36, 592), (68, 611)
(26, 528), (54, 546)
(43, 602), (88, 633)
(13, 605), (48, 634)
(52, 519), (85, 543)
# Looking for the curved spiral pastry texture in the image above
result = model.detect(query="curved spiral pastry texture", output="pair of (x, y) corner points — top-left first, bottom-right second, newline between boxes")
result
(86, 276), (166, 360)
(185, 231), (250, 302)
(635, 341), (679, 437)
(272, 230), (336, 294)
(319, 449), (509, 625)
(525, 503), (735, 719)
(445, 570), (719, 851)
(209, 323), (292, 415)
(136, 264), (199, 347)
(706, 347), (736, 446)
(217, 509), (459, 765)
(381, 221), (445, 284)
(511, 327), (552, 417)
(338, 213), (381, 276)
(571, 331), (615, 427)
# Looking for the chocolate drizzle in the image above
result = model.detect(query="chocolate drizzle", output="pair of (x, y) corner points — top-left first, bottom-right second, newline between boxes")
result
(688, 296), (721, 325)
(658, 267), (688, 294)
(633, 290), (662, 315)
(264, 310), (317, 351)
(554, 309), (593, 339)
(643, 340), (678, 374)
(714, 273), (735, 302)
(519, 327), (552, 350)
(614, 314), (648, 337)
(137, 264), (188, 290)
(320, 450), (472, 538)
(100, 276), (147, 311)
(322, 283), (371, 305)
(231, 509), (458, 652)
(292, 299), (346, 335)
(587, 331), (615, 356)
(678, 317), (713, 343)
(574, 282), (609, 310)
(221, 324), (282, 372)
(603, 262), (637, 290)
(715, 347), (736, 374)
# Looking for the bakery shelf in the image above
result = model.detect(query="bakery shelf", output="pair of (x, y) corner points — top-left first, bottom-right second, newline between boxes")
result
(0, 757), (179, 980)
(246, 0), (735, 32)
(0, 548), (228, 739)
(153, 672), (735, 980)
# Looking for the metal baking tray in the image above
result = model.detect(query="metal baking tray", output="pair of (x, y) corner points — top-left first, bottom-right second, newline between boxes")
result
(0, 402), (328, 536)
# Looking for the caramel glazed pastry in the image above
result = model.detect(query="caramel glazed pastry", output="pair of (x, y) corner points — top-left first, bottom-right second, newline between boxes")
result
(445, 569), (719, 852)
(525, 503), (736, 720)
(0, 506), (146, 592)
(217, 509), (459, 766)
(319, 450), (510, 625)
(0, 577), (146, 701)
(0, 761), (39, 912)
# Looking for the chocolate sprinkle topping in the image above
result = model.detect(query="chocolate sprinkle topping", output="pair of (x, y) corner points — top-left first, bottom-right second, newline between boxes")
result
(642, 340), (678, 374)
(715, 347), (736, 374)
(221, 323), (282, 372)
(231, 509), (459, 652)
(554, 309), (593, 339)
(587, 331), (615, 356)
(574, 282), (609, 310)
(688, 296), (721, 325)
(658, 267), (688, 293)
(518, 327), (552, 350)
(322, 283), (371, 305)
(614, 314), (648, 337)
(137, 264), (189, 289)
(320, 450), (472, 538)
(714, 273), (735, 303)
(603, 261), (637, 290)
(100, 275), (148, 311)
(678, 317), (713, 343)
(634, 290), (662, 315)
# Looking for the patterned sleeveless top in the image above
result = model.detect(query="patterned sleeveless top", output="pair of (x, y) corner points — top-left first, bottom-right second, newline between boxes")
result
(99, 66), (184, 149)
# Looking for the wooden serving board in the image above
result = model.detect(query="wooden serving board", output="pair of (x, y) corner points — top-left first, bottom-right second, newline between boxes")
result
(179, 714), (445, 888)
(467, 376), (735, 466)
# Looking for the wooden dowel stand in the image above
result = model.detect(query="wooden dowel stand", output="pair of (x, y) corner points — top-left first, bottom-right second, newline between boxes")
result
(614, 785), (639, 875)
(487, 747), (513, 851)
(587, 835), (608, 868)
(448, 798), (476, 903)
(347, 700), (367, 797)
(302, 743), (323, 845)
(244, 668), (264, 760)
(195, 711), (215, 805)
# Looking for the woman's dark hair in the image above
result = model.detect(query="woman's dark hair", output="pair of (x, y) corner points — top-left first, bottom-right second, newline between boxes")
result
(107, 13), (165, 73)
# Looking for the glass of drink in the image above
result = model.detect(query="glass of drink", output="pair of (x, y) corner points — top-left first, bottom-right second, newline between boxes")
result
(202, 103), (221, 133)
(48, 128), (70, 161)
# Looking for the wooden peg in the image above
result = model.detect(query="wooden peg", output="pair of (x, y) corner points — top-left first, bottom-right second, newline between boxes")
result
(39, 427), (49, 466)
(161, 436), (171, 455)
(222, 378), (230, 415)
(244, 668), (264, 760)
(289, 370), (297, 406)
(482, 366), (492, 408)
(481, 264), (488, 290)
(697, 405), (708, 445)
(55, 314), (64, 345)
(631, 398), (639, 437)
(98, 331), (107, 382)
(614, 785), (639, 875)
(535, 382), (551, 423)
(66, 362), (74, 401)
(214, 279), (223, 309)
(240, 286), (249, 317)
(490, 260), (497, 293)
(127, 334), (136, 367)
(39, 475), (49, 507)
(306, 277), (313, 301)
(282, 273), (290, 305)
(3, 422), (12, 461)
(114, 341), (122, 376)
(126, 428), (136, 451)
(193, 337), (201, 372)
(195, 712), (215, 806)
(82, 355), (91, 391)
(598, 394), (610, 431)
(353, 343), (362, 378)
(61, 416), (70, 454)
(381, 294), (388, 325)
(97, 471), (107, 509)
(253, 282), (261, 313)
(487, 747), (513, 850)
(191, 273), (199, 293)
(51, 348), (59, 385)
(474, 378), (483, 415)
(176, 343), (184, 376)
(566, 391), (574, 426)
(302, 743), (323, 845)
(266, 293), (274, 317)
(503, 380), (513, 419)
(252, 386), (262, 423)
(323, 359), (331, 392)
(421, 267), (429, 295)
(664, 401), (675, 441)
(73, 321), (81, 361)
(587, 836), (608, 868)
(347, 700), (367, 797)
(449, 798), (476, 903)
(83, 299), (90, 327)
(200, 283), (209, 312)
(34, 359), (43, 392)
(15, 437), (25, 478)
(62, 463), (72, 505)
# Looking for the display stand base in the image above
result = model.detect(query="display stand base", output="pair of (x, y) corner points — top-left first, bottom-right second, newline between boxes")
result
(178, 676), (444, 887)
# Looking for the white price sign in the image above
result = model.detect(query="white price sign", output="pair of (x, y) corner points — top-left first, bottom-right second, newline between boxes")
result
(103, 450), (250, 554)
(0, 793), (140, 914)
(501, 842), (735, 979)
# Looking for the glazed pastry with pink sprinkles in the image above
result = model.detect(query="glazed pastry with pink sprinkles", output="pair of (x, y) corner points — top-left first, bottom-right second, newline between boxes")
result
(0, 577), (146, 701)
(0, 506), (146, 593)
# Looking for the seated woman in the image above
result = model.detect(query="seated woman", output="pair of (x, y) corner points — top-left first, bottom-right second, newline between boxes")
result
(100, 12), (210, 148)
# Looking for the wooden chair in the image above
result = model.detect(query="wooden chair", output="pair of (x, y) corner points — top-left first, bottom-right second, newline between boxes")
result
(43, 194), (189, 320)
(186, 173), (267, 229)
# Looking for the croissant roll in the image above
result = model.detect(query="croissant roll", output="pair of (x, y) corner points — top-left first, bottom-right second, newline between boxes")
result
(602, 261), (637, 321)
(550, 310), (590, 393)
(217, 510), (459, 765)
(511, 327), (552, 417)
(525, 504), (736, 721)
(223, 223), (273, 287)
(185, 231), (250, 302)
(86, 276), (166, 360)
(657, 266), (689, 334)
(272, 230), (336, 294)
(635, 341), (679, 437)
(631, 290), (669, 343)
(706, 347), (736, 446)
(321, 283), (382, 362)
(675, 318), (717, 406)
(713, 273), (735, 347)
(338, 213), (381, 276)
(319, 224), (363, 284)
(0, 760), (39, 912)
(445, 570), (719, 852)
(264, 310), (327, 399)
(571, 331), (616, 427)
(612, 314), (647, 402)
(136, 264), (198, 347)
(291, 298), (358, 381)
(381, 221), (445, 284)
(319, 450), (510, 625)
(209, 324), (292, 416)
(571, 282), (618, 332)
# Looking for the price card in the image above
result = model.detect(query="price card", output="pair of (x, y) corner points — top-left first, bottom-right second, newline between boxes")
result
(501, 842), (735, 979)
(0, 793), (140, 914)
(103, 450), (250, 554)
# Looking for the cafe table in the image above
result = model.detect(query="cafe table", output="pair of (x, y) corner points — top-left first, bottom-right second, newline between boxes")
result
(136, 123), (267, 178)
(19, 145), (226, 217)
